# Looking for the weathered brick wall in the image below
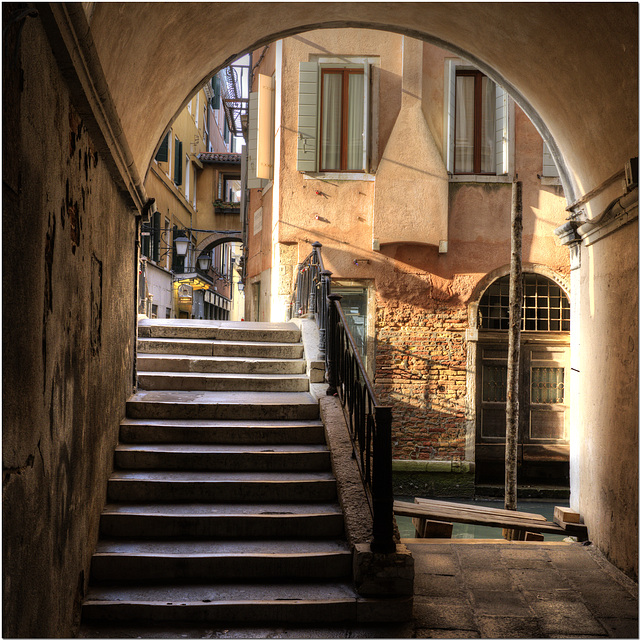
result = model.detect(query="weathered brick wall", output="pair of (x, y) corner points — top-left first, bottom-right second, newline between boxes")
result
(375, 301), (468, 461)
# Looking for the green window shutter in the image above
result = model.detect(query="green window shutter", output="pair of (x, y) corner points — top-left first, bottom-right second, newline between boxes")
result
(212, 76), (221, 110)
(174, 139), (183, 185)
(444, 59), (456, 173)
(155, 133), (169, 162)
(495, 84), (508, 175)
(297, 61), (319, 172)
(151, 211), (161, 262)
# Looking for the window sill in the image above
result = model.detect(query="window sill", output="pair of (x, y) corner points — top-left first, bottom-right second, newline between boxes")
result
(303, 172), (375, 182)
(449, 174), (513, 184)
(540, 176), (562, 187)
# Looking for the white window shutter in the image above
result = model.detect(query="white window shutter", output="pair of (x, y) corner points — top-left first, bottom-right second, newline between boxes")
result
(444, 59), (456, 173)
(361, 63), (370, 173)
(297, 61), (319, 172)
(495, 85), (508, 175)
(542, 141), (559, 177)
(247, 91), (267, 188)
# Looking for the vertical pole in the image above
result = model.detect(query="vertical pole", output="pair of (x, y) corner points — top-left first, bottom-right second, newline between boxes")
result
(371, 405), (396, 553)
(326, 293), (341, 396)
(318, 270), (332, 356)
(294, 263), (302, 316)
(505, 181), (523, 519)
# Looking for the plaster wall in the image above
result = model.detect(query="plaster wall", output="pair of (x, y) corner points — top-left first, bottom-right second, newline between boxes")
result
(2, 15), (136, 638)
(578, 219), (639, 579)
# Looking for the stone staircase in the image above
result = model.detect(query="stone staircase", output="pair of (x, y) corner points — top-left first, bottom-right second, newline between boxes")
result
(81, 319), (372, 626)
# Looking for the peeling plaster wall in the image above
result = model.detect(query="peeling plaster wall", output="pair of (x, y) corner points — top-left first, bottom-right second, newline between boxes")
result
(2, 14), (136, 638)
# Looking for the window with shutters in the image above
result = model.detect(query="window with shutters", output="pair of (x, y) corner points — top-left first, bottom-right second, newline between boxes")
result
(542, 141), (560, 179)
(173, 137), (183, 186)
(155, 133), (169, 163)
(296, 58), (376, 175)
(444, 60), (511, 179)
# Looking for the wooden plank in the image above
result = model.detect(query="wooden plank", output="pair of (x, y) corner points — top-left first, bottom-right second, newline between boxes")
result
(394, 500), (568, 536)
(524, 532), (545, 541)
(415, 497), (547, 522)
(554, 506), (580, 524)
(413, 519), (453, 539)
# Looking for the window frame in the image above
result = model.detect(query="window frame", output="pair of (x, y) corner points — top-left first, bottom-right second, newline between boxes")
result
(319, 67), (365, 173)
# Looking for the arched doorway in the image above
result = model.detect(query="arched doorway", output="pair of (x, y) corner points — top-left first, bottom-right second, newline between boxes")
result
(473, 270), (571, 486)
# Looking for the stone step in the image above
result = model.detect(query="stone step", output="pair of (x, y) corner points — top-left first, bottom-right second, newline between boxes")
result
(137, 338), (304, 359)
(138, 319), (301, 343)
(126, 391), (319, 421)
(114, 444), (331, 472)
(107, 471), (337, 503)
(136, 372), (309, 393)
(99, 503), (345, 538)
(82, 582), (359, 624)
(119, 418), (326, 445)
(137, 354), (306, 374)
(90, 539), (352, 582)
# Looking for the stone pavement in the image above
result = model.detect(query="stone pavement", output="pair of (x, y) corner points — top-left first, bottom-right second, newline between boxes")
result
(78, 540), (638, 639)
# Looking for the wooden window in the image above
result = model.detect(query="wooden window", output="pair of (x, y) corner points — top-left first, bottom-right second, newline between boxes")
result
(320, 68), (365, 172)
(454, 70), (496, 174)
(155, 133), (169, 163)
(174, 138), (183, 186)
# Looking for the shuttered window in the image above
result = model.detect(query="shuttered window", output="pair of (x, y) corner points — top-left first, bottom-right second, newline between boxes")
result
(297, 61), (370, 173)
(542, 142), (560, 178)
(445, 61), (508, 176)
(155, 133), (169, 163)
(174, 138), (183, 186)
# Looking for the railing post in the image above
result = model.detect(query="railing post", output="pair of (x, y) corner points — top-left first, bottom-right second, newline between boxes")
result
(326, 293), (341, 396)
(371, 405), (396, 554)
(294, 263), (303, 317)
(309, 242), (322, 320)
(318, 269), (332, 356)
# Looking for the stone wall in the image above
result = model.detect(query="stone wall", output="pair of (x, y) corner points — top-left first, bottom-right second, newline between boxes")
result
(2, 12), (136, 637)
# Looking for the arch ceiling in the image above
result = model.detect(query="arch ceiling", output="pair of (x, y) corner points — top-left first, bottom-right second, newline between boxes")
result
(88, 2), (637, 211)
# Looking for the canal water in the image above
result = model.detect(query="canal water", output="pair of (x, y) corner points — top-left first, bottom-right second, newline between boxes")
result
(396, 497), (571, 541)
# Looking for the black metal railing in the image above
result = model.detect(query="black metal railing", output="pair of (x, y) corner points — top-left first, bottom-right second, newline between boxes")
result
(290, 242), (395, 553)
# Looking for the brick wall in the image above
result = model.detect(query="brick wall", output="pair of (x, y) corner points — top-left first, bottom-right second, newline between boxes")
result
(375, 301), (468, 461)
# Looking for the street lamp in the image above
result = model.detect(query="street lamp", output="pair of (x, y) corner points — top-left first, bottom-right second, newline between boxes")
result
(197, 252), (211, 271)
(173, 235), (190, 257)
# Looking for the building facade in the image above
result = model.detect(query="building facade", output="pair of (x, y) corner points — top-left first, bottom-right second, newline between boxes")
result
(244, 30), (571, 493)
(140, 63), (248, 320)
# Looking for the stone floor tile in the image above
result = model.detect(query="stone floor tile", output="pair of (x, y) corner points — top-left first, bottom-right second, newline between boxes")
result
(509, 567), (571, 590)
(531, 600), (608, 637)
(476, 615), (543, 638)
(524, 587), (582, 603)
(550, 547), (603, 572)
(414, 552), (458, 576)
(454, 546), (505, 569)
(415, 630), (481, 638)
(499, 547), (554, 570)
(575, 581), (639, 618)
(464, 568), (515, 590)
(471, 589), (534, 617)
(414, 572), (464, 598)
(412, 596), (477, 631)
(596, 617), (639, 638)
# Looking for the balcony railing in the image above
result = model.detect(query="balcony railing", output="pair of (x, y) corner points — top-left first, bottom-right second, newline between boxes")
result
(289, 242), (395, 553)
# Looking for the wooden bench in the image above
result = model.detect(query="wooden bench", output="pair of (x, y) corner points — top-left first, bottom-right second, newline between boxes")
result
(394, 497), (588, 541)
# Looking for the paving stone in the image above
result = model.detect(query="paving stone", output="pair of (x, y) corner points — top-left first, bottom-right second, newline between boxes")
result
(412, 596), (477, 631)
(499, 547), (554, 570)
(470, 589), (533, 617)
(464, 568), (515, 590)
(475, 615), (543, 638)
(509, 567), (571, 591)
(576, 581), (639, 619)
(524, 587), (582, 603)
(414, 551), (458, 576)
(415, 630), (480, 638)
(454, 545), (504, 569)
(414, 573), (463, 598)
(595, 617), (639, 638)
(550, 547), (603, 572)
(531, 600), (607, 637)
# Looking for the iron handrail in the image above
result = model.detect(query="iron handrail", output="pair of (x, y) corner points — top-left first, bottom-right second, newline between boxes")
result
(290, 243), (395, 553)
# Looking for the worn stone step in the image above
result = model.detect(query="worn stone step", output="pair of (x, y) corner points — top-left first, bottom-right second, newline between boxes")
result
(137, 354), (306, 374)
(107, 471), (337, 503)
(137, 338), (305, 359)
(119, 418), (326, 445)
(90, 539), (352, 582)
(82, 582), (358, 624)
(99, 503), (345, 538)
(136, 371), (310, 393)
(138, 319), (301, 343)
(114, 444), (331, 472)
(126, 390), (319, 421)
